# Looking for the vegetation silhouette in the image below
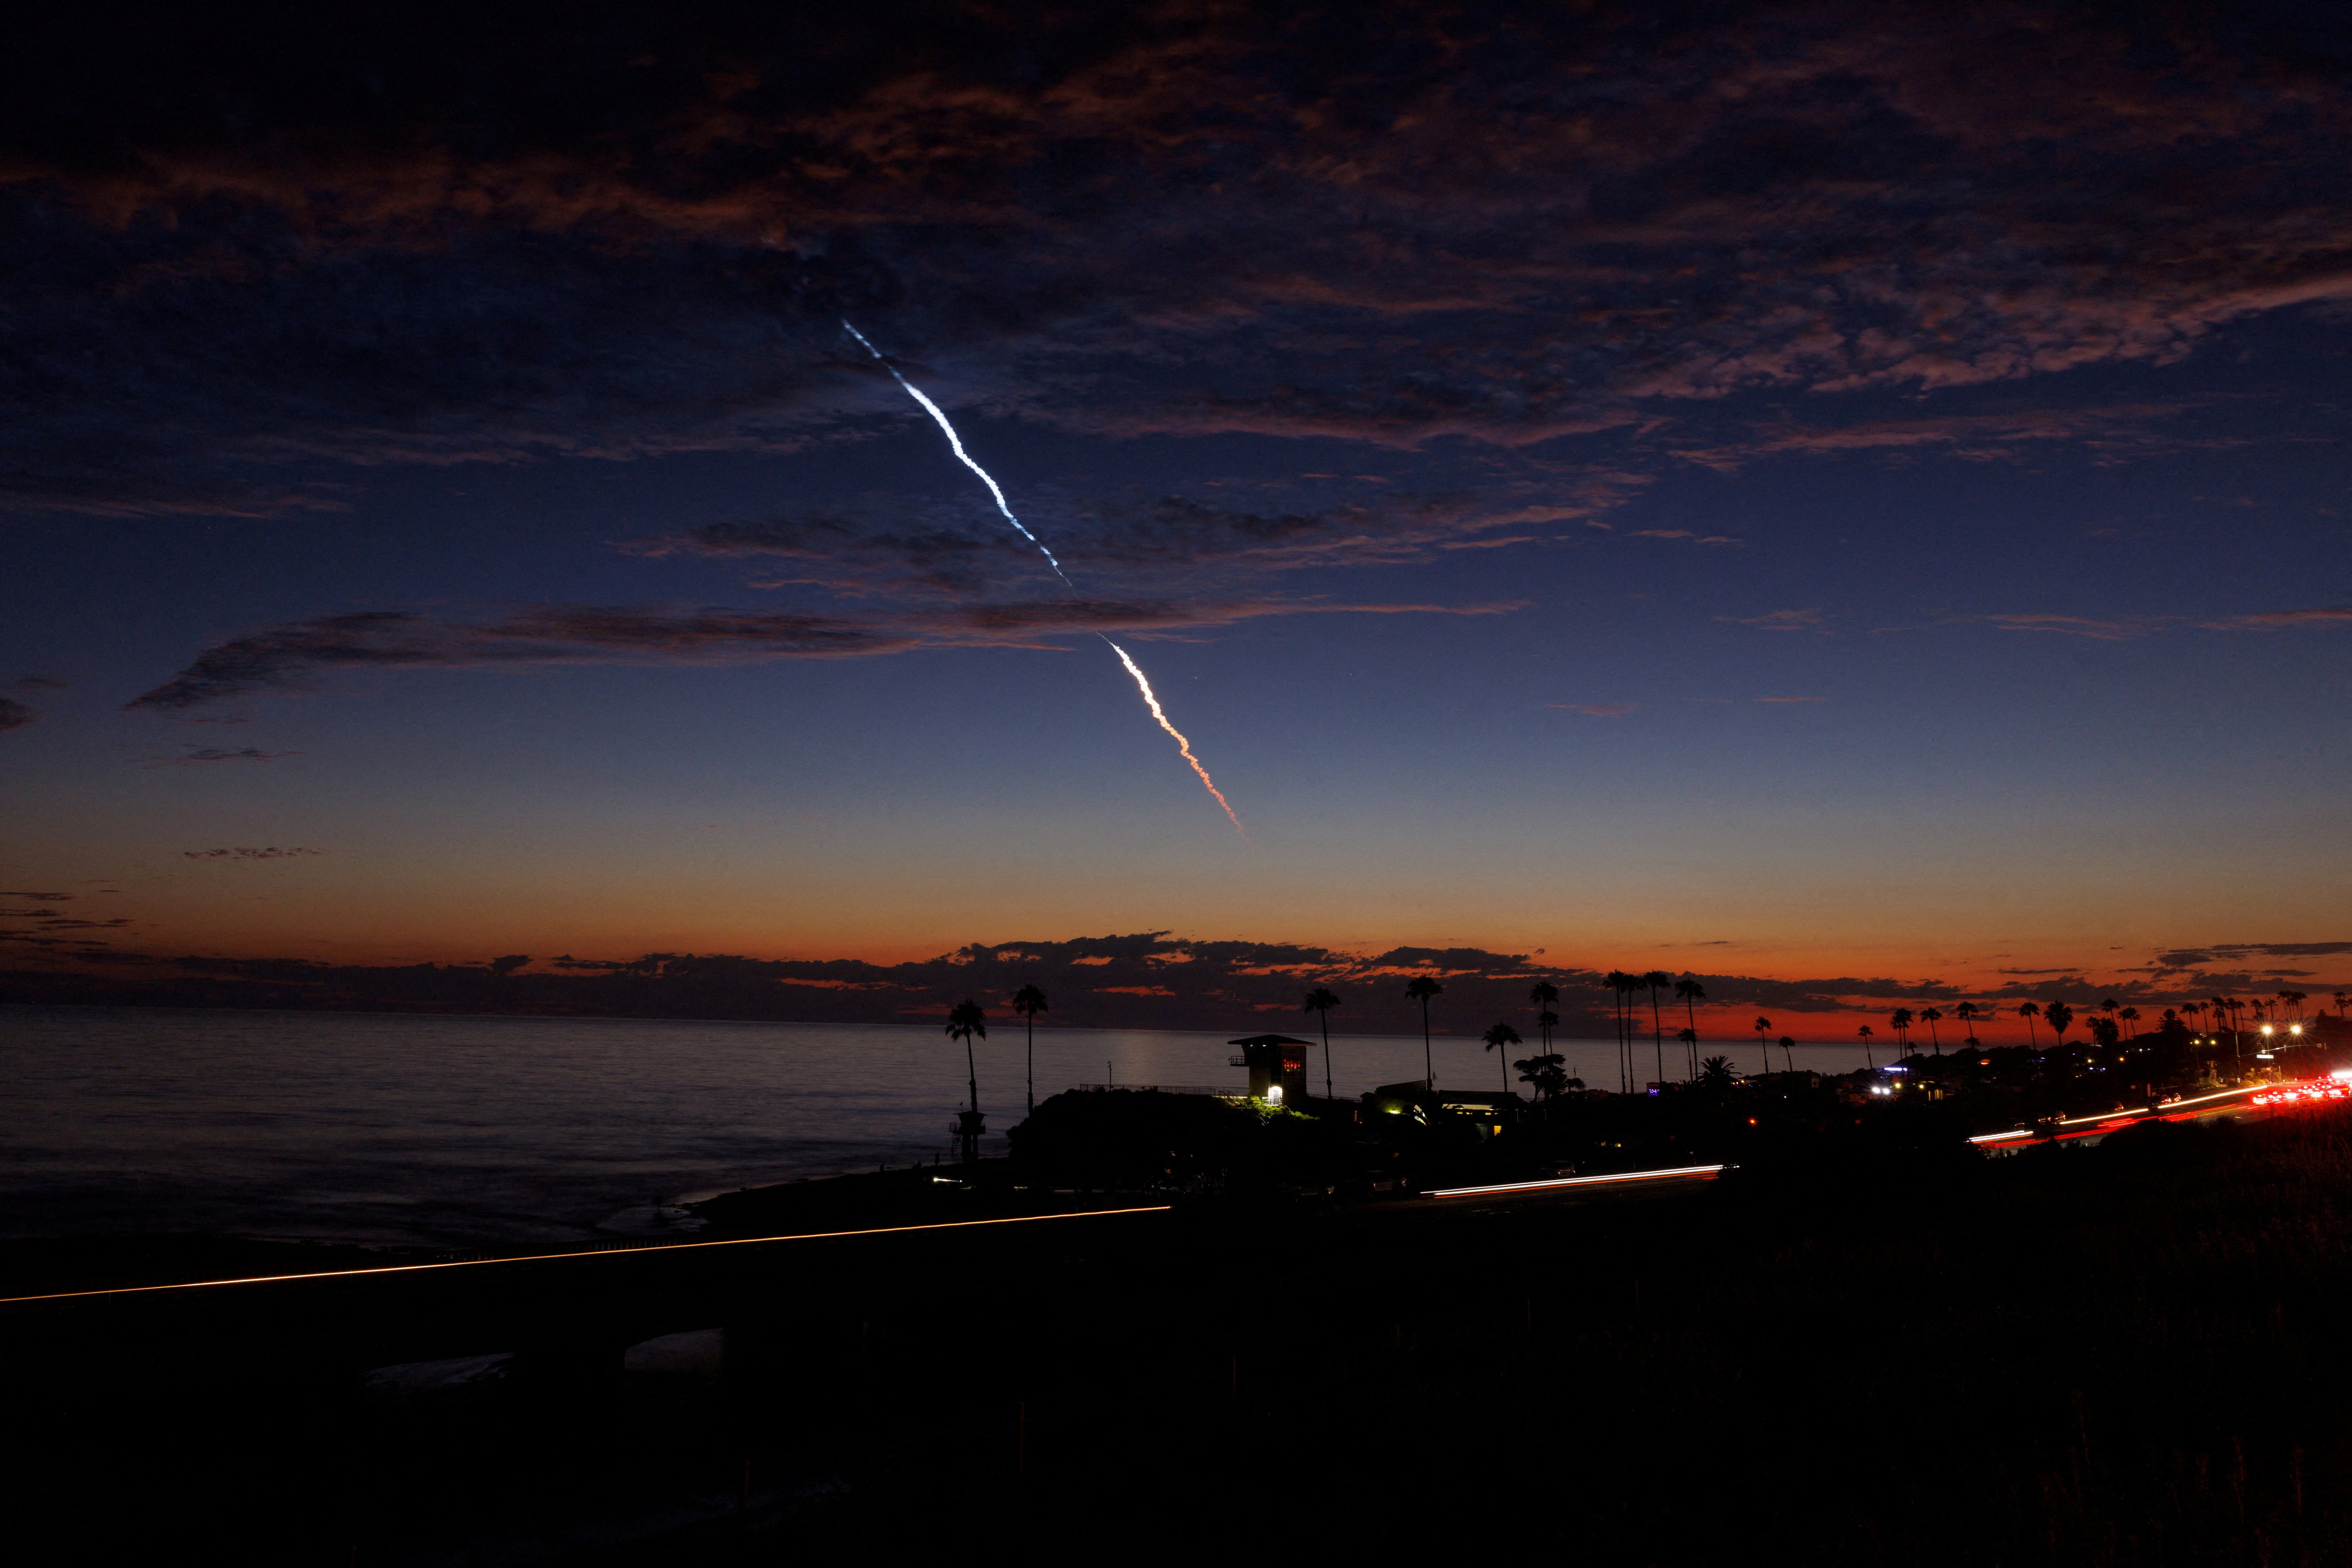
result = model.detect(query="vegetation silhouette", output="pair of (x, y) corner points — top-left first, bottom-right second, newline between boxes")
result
(1009, 984), (1048, 1115)
(1303, 985), (1340, 1098)
(1481, 1021), (1522, 1093)
(1405, 975), (1444, 1088)
(1674, 976), (1705, 1077)
(1528, 979), (1560, 1057)
(1751, 1015), (1772, 1076)
(1641, 969), (1671, 1085)
(946, 999), (986, 1163)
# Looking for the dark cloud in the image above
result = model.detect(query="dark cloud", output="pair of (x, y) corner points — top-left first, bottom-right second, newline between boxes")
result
(128, 607), (910, 710)
(129, 597), (1519, 709)
(13, 674), (65, 690)
(2203, 607), (2352, 631)
(0, 697), (36, 733)
(171, 747), (301, 763)
(4, 3), (2350, 516)
(2154, 941), (2352, 971)
(182, 847), (323, 860)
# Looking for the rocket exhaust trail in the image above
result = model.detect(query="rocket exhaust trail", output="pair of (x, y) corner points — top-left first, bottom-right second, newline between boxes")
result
(839, 320), (1245, 839)
(841, 320), (1072, 587)
(1104, 638), (1247, 840)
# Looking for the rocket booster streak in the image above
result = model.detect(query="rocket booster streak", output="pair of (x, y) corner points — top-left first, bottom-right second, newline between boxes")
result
(839, 319), (1245, 840)
(841, 320), (1072, 587)
(1105, 639), (1248, 840)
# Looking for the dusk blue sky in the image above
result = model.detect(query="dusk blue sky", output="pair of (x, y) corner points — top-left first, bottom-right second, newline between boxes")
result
(4, 2), (2348, 1035)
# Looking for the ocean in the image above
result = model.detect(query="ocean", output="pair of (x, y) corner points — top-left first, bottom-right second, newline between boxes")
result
(0, 1005), (1876, 1247)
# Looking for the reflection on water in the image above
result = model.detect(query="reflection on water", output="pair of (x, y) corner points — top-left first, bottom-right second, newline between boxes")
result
(0, 1005), (1877, 1246)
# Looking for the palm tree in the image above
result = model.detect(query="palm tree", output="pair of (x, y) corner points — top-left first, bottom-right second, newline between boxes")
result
(1675, 978), (1707, 1077)
(1642, 970), (1672, 1087)
(1778, 1035), (1797, 1073)
(2043, 1000), (2074, 1045)
(1603, 971), (1633, 1093)
(1920, 1007), (1943, 1055)
(2335, 992), (2348, 1022)
(1676, 1026), (1698, 1075)
(1483, 1022), (1524, 1093)
(1529, 981), (1561, 1054)
(2018, 1002), (2040, 1049)
(1857, 1023), (1875, 1070)
(2118, 1006), (2139, 1040)
(1303, 986), (1341, 1098)
(1406, 975), (1444, 1089)
(1752, 1016), (1773, 1076)
(1010, 984), (1048, 1115)
(1698, 1055), (1736, 1091)
(946, 999), (987, 1163)
(1889, 1007), (1913, 1056)
(1955, 1002), (1978, 1040)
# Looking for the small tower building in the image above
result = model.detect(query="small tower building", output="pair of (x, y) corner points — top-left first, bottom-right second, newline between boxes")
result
(1229, 1034), (1317, 1105)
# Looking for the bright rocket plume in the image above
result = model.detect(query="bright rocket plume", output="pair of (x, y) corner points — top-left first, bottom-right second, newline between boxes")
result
(840, 319), (1244, 839)
(1105, 638), (1248, 840)
(841, 320), (1072, 587)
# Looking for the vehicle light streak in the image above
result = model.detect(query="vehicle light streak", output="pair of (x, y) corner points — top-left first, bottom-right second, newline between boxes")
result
(1105, 638), (1247, 839)
(1428, 1163), (1725, 1198)
(841, 319), (1071, 586)
(1968, 1078), (2326, 1147)
(2251, 1078), (2352, 1107)
(0, 1205), (1172, 1307)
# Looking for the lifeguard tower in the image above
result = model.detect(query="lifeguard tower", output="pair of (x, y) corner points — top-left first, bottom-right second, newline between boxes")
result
(1229, 1034), (1316, 1105)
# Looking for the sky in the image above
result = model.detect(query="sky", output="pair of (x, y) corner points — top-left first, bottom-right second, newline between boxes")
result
(3, 1), (2349, 1040)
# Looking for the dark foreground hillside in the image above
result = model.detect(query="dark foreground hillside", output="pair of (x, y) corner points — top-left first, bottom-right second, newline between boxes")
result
(7, 1104), (2352, 1564)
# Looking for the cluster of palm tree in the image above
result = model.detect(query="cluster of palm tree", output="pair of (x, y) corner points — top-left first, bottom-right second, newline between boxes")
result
(1600, 969), (1683, 1092)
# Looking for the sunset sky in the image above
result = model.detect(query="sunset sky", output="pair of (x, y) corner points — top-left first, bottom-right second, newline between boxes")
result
(3, 2), (2348, 1037)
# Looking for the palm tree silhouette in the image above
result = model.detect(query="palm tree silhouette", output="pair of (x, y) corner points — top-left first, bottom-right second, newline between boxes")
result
(1530, 980), (1561, 1055)
(1406, 975), (1445, 1089)
(1303, 985), (1341, 1099)
(1888, 1008), (1912, 1056)
(2018, 1002), (2040, 1049)
(1676, 1026), (1698, 1074)
(946, 999), (987, 1164)
(1010, 984), (1048, 1115)
(1603, 972), (1632, 1092)
(1919, 1007), (1943, 1055)
(1483, 1022), (1523, 1093)
(1638, 970), (1669, 1086)
(1857, 1024), (1875, 1070)
(1675, 978), (1706, 1077)
(2118, 1006), (2139, 1040)
(1778, 1035), (1797, 1073)
(1955, 1002), (1978, 1039)
(2043, 1000), (2074, 1044)
(1752, 1016), (1772, 1076)
(2335, 992), (2348, 1022)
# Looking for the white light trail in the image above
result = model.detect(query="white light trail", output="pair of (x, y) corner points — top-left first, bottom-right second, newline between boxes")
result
(841, 319), (1072, 587)
(0, 1206), (1174, 1305)
(1105, 638), (1247, 840)
(1429, 1163), (1726, 1198)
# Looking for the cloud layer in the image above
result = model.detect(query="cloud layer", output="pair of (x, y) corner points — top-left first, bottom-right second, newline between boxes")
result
(6, 2), (2351, 518)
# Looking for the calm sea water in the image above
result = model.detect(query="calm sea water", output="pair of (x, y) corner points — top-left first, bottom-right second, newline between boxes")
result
(0, 1006), (1877, 1246)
